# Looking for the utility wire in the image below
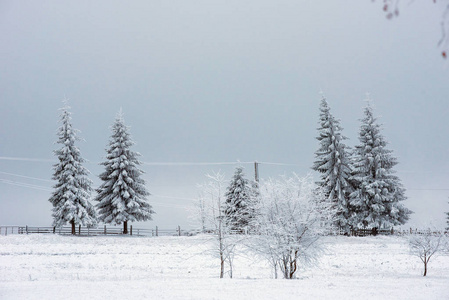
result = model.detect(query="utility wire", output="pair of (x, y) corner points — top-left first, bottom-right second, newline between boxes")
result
(0, 171), (53, 182)
(151, 194), (197, 201)
(3, 156), (449, 174)
(0, 176), (195, 209)
(0, 179), (52, 192)
(0, 156), (305, 167)
(150, 201), (194, 209)
(142, 161), (254, 166)
(0, 156), (55, 163)
(408, 188), (449, 191)
(2, 159), (449, 192)
(257, 161), (306, 167)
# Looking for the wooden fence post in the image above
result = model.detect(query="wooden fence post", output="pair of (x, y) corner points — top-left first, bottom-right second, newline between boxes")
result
(156, 226), (158, 237)
(26, 225), (28, 234)
(53, 226), (56, 234)
(130, 225), (133, 236)
(104, 225), (107, 235)
(5, 227), (6, 236)
(178, 225), (181, 236)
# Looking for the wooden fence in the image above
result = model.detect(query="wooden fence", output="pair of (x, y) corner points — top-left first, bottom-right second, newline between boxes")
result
(2, 225), (446, 237)
(0, 225), (186, 237)
(341, 227), (448, 237)
(345, 228), (394, 237)
(0, 226), (21, 236)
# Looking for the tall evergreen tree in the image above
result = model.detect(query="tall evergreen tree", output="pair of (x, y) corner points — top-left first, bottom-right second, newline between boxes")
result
(96, 110), (154, 234)
(224, 167), (252, 232)
(312, 96), (352, 231)
(349, 101), (412, 228)
(49, 102), (97, 234)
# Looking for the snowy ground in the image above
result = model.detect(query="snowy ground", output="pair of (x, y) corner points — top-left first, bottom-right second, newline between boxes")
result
(0, 234), (448, 300)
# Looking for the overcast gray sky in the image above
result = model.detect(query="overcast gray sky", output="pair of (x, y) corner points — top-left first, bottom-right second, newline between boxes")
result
(1, 0), (448, 229)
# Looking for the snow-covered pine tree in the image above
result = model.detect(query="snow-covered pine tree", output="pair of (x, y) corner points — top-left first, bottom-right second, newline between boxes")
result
(96, 110), (154, 234)
(312, 95), (352, 231)
(223, 167), (252, 232)
(349, 100), (412, 229)
(49, 102), (97, 234)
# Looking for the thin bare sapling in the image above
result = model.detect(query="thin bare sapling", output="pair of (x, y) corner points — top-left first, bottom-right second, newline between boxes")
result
(408, 228), (445, 277)
(195, 171), (242, 278)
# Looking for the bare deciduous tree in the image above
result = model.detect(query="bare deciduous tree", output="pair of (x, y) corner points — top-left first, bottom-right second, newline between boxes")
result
(408, 230), (444, 276)
(195, 171), (241, 278)
(249, 174), (335, 279)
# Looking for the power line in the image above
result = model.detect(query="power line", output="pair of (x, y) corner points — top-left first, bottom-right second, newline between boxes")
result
(0, 176), (197, 207)
(0, 179), (52, 192)
(2, 169), (449, 193)
(408, 189), (449, 191)
(0, 156), (55, 163)
(3, 156), (448, 174)
(0, 156), (254, 166)
(0, 156), (306, 167)
(258, 161), (306, 167)
(151, 194), (197, 201)
(2, 163), (449, 193)
(0, 171), (53, 183)
(142, 161), (254, 166)
(0, 179), (192, 209)
(150, 201), (194, 209)
(3, 176), (447, 210)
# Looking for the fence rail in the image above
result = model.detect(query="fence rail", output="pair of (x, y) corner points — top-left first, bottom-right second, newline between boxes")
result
(345, 228), (394, 237)
(0, 226), (21, 235)
(0, 225), (187, 237)
(2, 225), (447, 237)
(340, 227), (448, 237)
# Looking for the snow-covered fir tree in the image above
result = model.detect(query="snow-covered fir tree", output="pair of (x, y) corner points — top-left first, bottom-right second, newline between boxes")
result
(49, 102), (97, 234)
(312, 95), (352, 231)
(223, 167), (253, 232)
(349, 101), (412, 228)
(96, 110), (154, 234)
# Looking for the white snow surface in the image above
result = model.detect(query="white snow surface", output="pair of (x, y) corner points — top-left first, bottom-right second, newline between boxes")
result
(0, 234), (448, 300)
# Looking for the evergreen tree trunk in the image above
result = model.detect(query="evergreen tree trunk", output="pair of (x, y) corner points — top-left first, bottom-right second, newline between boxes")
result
(71, 219), (75, 235)
(123, 221), (128, 234)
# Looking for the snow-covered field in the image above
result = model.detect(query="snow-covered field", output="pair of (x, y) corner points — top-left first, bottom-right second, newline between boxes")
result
(0, 234), (448, 300)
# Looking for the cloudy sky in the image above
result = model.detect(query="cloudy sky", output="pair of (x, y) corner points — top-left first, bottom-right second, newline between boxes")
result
(1, 0), (448, 229)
